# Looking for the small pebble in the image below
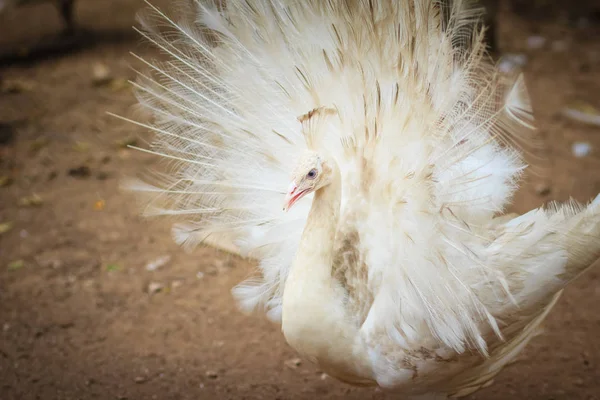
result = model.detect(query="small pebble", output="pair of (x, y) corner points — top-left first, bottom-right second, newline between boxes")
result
(572, 142), (591, 158)
(580, 63), (591, 73)
(196, 271), (205, 279)
(534, 184), (551, 196)
(551, 40), (568, 52)
(118, 149), (131, 159)
(50, 260), (62, 269)
(582, 350), (591, 366)
(96, 171), (110, 180)
(0, 123), (16, 145)
(145, 255), (171, 271)
(147, 282), (164, 294)
(92, 63), (112, 86)
(526, 35), (546, 50)
(498, 53), (527, 74)
(214, 258), (235, 272)
(68, 166), (91, 178)
(284, 358), (302, 369)
(205, 370), (219, 379)
(134, 376), (147, 384)
(576, 17), (591, 29)
(171, 279), (184, 289)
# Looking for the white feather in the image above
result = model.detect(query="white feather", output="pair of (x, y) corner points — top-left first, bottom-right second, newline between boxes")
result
(122, 0), (600, 396)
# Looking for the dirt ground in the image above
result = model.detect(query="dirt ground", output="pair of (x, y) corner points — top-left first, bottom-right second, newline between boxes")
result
(1, 1), (600, 399)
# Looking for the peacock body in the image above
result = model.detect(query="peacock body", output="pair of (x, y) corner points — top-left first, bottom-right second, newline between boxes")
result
(121, 1), (600, 397)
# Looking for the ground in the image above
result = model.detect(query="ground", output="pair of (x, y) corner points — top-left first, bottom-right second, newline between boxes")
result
(1, 1), (600, 399)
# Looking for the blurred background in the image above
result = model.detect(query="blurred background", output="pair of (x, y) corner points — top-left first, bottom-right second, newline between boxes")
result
(0, 1), (599, 399)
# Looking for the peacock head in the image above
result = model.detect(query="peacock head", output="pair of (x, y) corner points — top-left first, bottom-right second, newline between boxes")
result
(283, 151), (333, 212)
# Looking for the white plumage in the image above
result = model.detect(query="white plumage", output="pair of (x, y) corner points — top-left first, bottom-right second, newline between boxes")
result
(121, 0), (600, 397)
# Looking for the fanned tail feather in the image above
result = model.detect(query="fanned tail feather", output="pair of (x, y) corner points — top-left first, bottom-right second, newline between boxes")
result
(119, 0), (599, 359)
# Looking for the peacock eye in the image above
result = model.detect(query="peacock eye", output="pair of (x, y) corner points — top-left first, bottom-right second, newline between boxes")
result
(307, 169), (318, 179)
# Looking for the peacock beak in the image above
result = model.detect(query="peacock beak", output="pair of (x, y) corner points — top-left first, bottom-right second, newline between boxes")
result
(283, 181), (306, 212)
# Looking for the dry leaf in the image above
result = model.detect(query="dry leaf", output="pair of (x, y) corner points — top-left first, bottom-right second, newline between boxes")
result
(73, 141), (90, 152)
(562, 100), (600, 127)
(0, 176), (13, 187)
(106, 263), (120, 272)
(115, 136), (138, 148)
(29, 137), (49, 153)
(108, 78), (130, 92)
(1, 79), (36, 94)
(94, 199), (105, 211)
(18, 194), (43, 207)
(8, 260), (24, 270)
(0, 222), (13, 235)
(567, 100), (599, 115)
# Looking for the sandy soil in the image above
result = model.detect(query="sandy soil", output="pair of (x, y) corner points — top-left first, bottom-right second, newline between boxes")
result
(1, 1), (600, 399)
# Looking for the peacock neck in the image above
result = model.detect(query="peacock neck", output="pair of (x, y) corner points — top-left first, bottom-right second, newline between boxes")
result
(285, 161), (341, 298)
(297, 168), (341, 278)
(280, 159), (374, 382)
(281, 160), (347, 354)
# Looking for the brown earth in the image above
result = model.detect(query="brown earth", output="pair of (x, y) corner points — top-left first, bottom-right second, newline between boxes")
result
(1, 1), (600, 399)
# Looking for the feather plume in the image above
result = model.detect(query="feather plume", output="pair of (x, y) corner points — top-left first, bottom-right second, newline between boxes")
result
(121, 0), (600, 369)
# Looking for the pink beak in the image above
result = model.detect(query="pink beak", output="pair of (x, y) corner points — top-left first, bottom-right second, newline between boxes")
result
(283, 182), (307, 212)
